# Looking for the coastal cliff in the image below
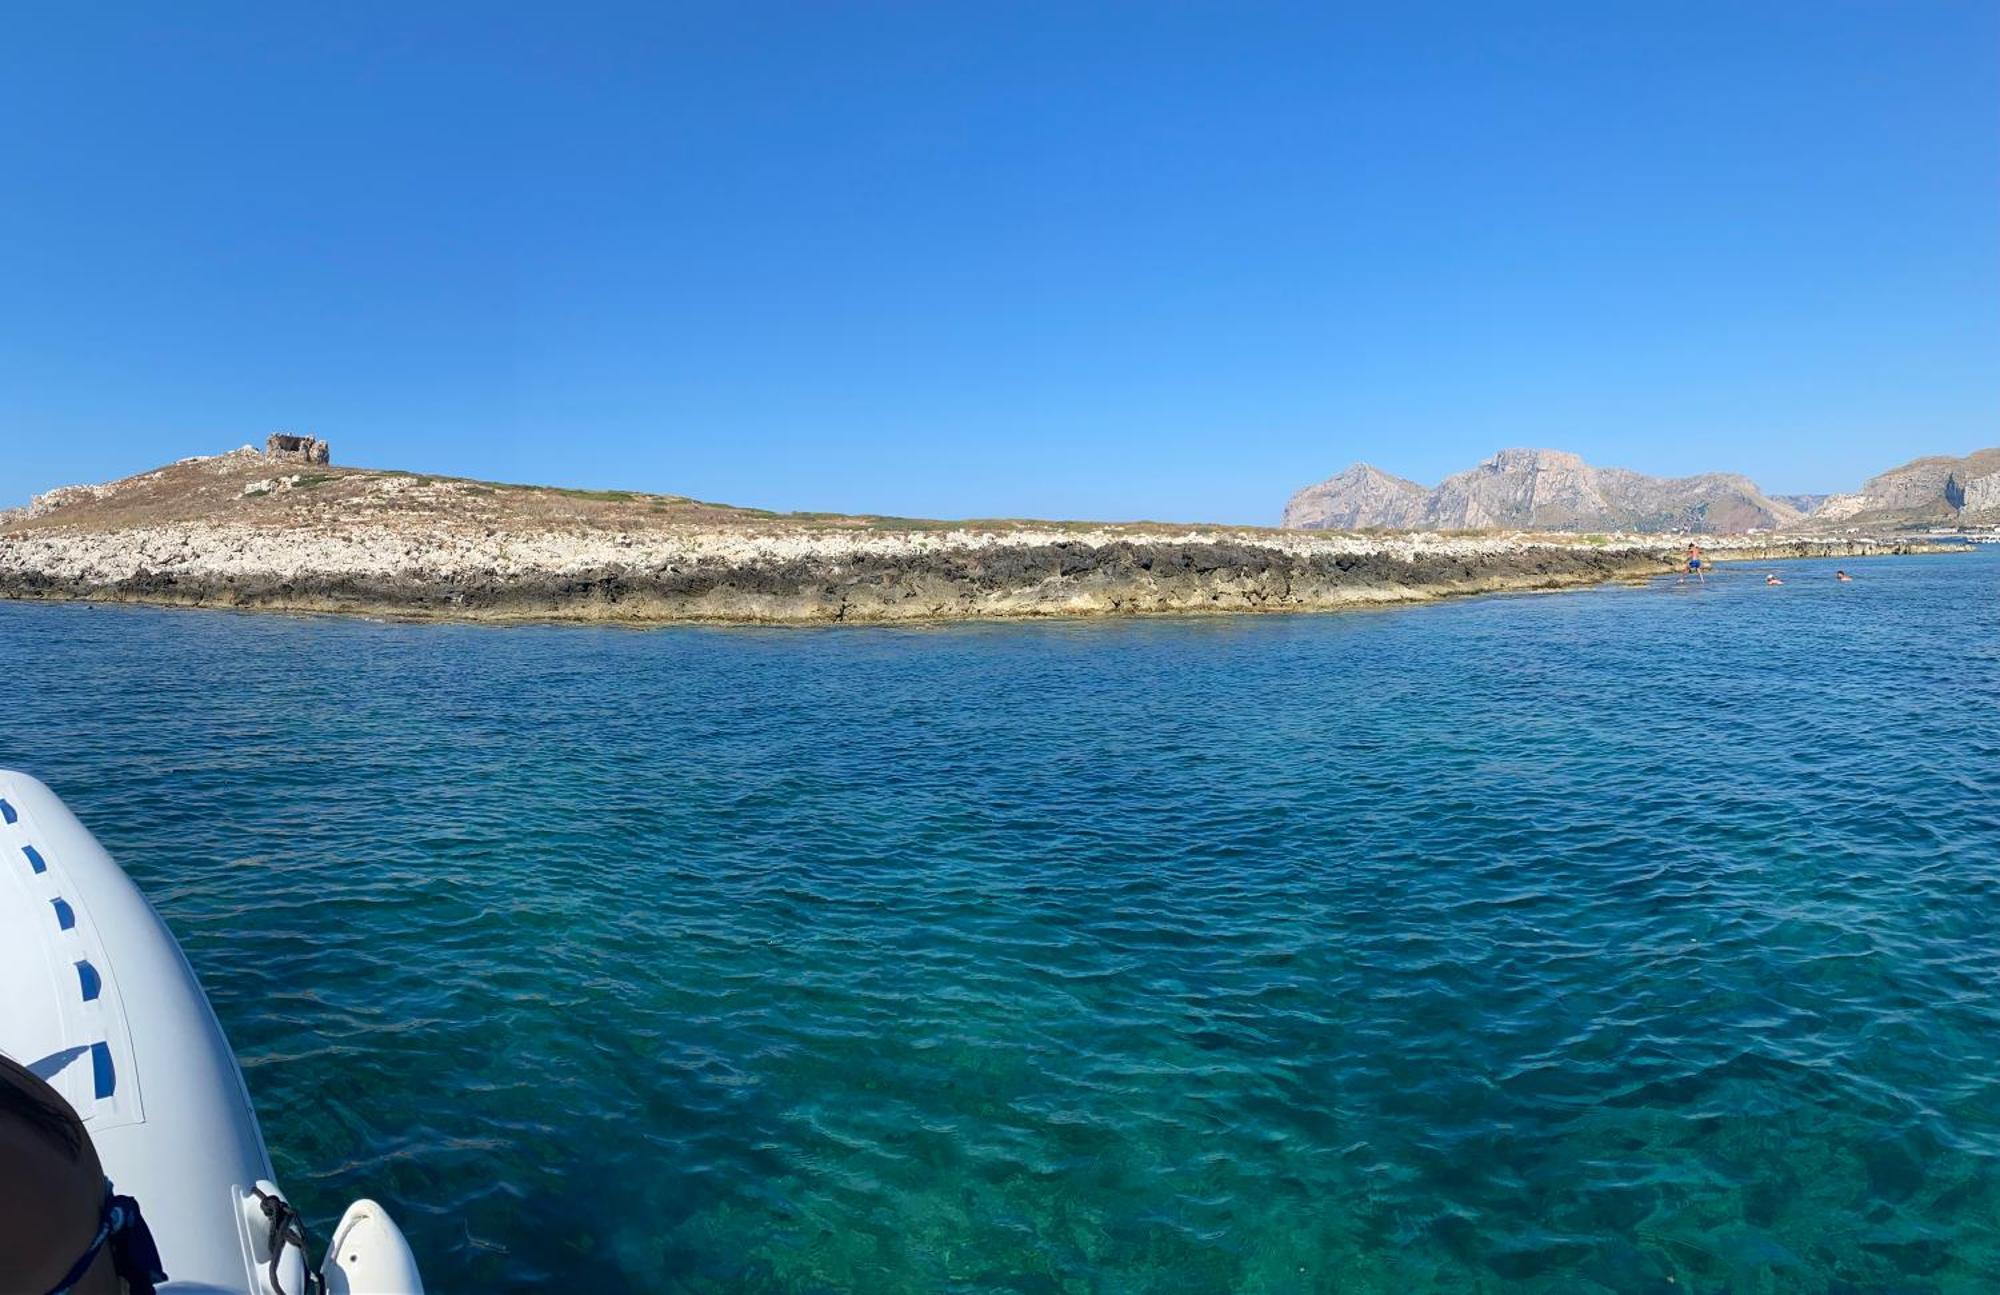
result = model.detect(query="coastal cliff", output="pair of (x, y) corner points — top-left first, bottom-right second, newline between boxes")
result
(1, 450), (1963, 625)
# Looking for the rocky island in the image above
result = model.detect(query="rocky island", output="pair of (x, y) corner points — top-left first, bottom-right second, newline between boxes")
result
(0, 444), (1969, 625)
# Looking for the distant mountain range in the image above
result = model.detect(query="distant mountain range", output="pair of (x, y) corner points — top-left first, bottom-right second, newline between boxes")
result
(1281, 447), (2000, 534)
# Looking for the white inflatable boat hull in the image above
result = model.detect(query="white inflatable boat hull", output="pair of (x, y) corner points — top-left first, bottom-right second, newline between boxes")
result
(324, 1200), (425, 1295)
(0, 769), (423, 1294)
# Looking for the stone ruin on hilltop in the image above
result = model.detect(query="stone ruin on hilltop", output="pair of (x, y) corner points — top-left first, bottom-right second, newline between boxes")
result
(265, 433), (330, 466)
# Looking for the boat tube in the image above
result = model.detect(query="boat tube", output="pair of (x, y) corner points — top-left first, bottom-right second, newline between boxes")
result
(0, 768), (423, 1294)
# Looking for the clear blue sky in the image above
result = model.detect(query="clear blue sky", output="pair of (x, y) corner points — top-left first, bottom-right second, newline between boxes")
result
(3, 3), (1995, 523)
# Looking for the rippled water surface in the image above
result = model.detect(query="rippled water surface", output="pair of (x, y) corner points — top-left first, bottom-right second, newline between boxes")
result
(5, 551), (2000, 1291)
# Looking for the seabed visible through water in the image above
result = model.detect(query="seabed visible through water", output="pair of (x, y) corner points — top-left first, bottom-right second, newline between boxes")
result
(2, 549), (1996, 1291)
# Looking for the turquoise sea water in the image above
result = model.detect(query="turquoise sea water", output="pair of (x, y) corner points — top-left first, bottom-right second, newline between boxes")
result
(4, 550), (1999, 1292)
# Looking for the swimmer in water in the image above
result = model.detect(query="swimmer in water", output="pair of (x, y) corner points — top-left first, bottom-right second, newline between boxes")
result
(1836, 570), (1852, 582)
(1766, 573), (1784, 585)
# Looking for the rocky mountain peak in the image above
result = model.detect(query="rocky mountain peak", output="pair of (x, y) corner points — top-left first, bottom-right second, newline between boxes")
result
(1284, 448), (1799, 534)
(1478, 447), (1587, 474)
(1811, 447), (2000, 526)
(1280, 462), (1427, 530)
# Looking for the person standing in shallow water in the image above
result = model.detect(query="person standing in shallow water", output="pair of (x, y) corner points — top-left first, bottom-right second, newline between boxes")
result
(1683, 541), (1705, 584)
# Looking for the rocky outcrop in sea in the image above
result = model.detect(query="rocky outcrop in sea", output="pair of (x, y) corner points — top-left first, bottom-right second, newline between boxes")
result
(3, 519), (1956, 624)
(0, 449), (1965, 625)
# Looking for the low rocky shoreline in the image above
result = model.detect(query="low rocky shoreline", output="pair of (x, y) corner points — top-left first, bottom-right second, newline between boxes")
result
(0, 452), (1966, 625)
(0, 522), (1959, 625)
